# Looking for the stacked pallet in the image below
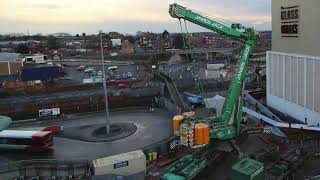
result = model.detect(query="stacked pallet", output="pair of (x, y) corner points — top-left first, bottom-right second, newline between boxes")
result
(180, 123), (195, 147)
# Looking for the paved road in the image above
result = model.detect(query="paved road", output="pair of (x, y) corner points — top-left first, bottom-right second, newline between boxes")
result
(2, 108), (172, 161)
(64, 65), (146, 84)
(0, 86), (160, 105)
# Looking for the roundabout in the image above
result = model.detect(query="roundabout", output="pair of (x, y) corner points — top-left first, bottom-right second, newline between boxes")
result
(61, 122), (137, 142)
(1, 108), (172, 161)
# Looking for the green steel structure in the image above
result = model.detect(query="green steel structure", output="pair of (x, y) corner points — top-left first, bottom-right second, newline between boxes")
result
(163, 3), (259, 180)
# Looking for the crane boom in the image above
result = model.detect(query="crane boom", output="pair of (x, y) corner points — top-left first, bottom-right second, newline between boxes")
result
(169, 3), (258, 134)
(169, 3), (257, 43)
(169, 4), (242, 38)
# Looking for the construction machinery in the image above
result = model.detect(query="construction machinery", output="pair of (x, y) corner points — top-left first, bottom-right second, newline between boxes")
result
(163, 3), (261, 180)
(153, 71), (187, 112)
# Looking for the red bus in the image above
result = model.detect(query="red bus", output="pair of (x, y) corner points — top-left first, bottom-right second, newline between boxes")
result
(0, 130), (54, 151)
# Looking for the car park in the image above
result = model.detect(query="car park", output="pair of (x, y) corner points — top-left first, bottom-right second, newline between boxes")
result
(127, 72), (133, 77)
(91, 70), (97, 75)
(105, 76), (111, 81)
(77, 65), (86, 71)
(115, 75), (121, 80)
(84, 68), (93, 73)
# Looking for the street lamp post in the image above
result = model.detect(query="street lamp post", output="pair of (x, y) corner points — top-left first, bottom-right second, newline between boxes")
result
(100, 30), (110, 134)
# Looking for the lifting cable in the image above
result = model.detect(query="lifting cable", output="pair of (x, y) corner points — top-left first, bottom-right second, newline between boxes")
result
(179, 19), (212, 115)
(178, 20), (187, 54)
(183, 19), (192, 52)
(183, 19), (206, 96)
(179, 19), (202, 93)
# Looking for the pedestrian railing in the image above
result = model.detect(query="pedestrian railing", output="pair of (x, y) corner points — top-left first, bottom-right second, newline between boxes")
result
(0, 158), (91, 179)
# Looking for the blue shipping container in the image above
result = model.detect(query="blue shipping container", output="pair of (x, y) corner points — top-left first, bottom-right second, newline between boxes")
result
(21, 66), (59, 81)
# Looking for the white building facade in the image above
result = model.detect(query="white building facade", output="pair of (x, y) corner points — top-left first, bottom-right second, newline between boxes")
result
(267, 0), (320, 125)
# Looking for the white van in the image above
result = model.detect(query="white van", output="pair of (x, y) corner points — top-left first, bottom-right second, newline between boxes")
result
(23, 55), (47, 64)
(108, 66), (118, 71)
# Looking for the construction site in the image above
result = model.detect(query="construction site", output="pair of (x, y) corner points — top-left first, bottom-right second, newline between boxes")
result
(1, 0), (320, 180)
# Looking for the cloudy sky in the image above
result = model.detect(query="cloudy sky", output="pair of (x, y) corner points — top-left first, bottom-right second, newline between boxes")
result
(0, 0), (271, 35)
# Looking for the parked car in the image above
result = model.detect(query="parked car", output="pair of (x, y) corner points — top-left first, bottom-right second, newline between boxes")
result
(127, 72), (133, 77)
(117, 84), (129, 89)
(84, 68), (94, 73)
(61, 76), (72, 80)
(93, 70), (98, 75)
(98, 71), (103, 76)
(115, 75), (121, 80)
(122, 74), (128, 79)
(77, 65), (86, 71)
(105, 76), (111, 81)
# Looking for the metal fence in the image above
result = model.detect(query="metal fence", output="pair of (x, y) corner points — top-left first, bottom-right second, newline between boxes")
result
(0, 159), (90, 180)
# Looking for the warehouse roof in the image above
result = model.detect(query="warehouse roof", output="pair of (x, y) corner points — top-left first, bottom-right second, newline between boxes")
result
(0, 53), (20, 62)
(0, 75), (19, 81)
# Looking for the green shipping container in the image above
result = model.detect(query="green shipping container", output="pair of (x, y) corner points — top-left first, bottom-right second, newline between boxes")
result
(231, 158), (264, 180)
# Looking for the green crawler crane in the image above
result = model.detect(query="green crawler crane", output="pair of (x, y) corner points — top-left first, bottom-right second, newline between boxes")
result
(163, 3), (259, 180)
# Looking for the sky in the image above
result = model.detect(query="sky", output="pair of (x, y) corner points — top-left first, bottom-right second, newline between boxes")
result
(0, 0), (271, 35)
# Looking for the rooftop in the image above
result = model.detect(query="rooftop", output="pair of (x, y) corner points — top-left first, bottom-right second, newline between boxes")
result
(0, 52), (20, 62)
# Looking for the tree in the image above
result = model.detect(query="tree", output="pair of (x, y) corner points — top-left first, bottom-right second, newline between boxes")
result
(33, 33), (44, 41)
(15, 44), (29, 54)
(136, 31), (143, 36)
(126, 36), (135, 44)
(172, 34), (184, 49)
(75, 34), (80, 38)
(35, 43), (45, 53)
(162, 30), (170, 39)
(47, 36), (59, 50)
(108, 31), (123, 39)
(82, 33), (86, 49)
